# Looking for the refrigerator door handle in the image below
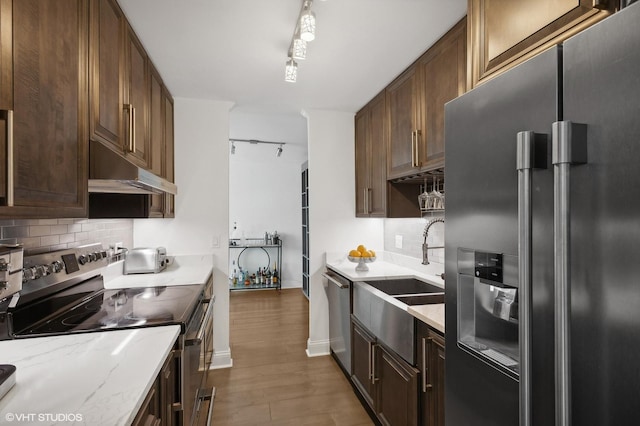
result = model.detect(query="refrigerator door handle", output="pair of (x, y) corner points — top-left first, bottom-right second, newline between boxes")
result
(552, 121), (587, 426)
(516, 130), (548, 426)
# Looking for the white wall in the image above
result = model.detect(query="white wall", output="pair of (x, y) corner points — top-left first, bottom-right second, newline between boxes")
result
(134, 97), (234, 369)
(229, 110), (308, 288)
(304, 109), (384, 356)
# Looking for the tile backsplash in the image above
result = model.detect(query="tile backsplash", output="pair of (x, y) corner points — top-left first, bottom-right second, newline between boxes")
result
(384, 217), (445, 264)
(0, 219), (133, 255)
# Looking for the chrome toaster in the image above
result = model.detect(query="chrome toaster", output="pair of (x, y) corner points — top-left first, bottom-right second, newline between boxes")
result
(124, 247), (168, 274)
(0, 244), (24, 301)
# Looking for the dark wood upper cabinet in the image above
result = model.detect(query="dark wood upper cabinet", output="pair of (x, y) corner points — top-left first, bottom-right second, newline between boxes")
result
(468, 0), (616, 88)
(355, 92), (387, 217)
(416, 18), (466, 171)
(386, 18), (466, 181)
(386, 66), (420, 179)
(163, 90), (175, 218)
(0, 0), (89, 218)
(148, 63), (164, 218)
(123, 23), (149, 168)
(0, 0), (13, 111)
(89, 0), (123, 150)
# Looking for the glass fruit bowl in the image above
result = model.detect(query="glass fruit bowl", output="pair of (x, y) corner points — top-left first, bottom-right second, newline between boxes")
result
(348, 256), (376, 272)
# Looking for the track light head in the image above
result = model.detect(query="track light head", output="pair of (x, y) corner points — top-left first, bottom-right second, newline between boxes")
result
(276, 145), (284, 157)
(231, 141), (236, 154)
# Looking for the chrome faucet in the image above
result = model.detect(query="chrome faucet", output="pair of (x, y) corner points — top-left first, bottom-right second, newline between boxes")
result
(422, 217), (445, 265)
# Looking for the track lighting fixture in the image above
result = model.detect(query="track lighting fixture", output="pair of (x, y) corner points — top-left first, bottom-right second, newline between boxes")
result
(230, 139), (287, 158)
(299, 1), (316, 42)
(292, 36), (307, 60)
(286, 0), (322, 82)
(285, 58), (298, 83)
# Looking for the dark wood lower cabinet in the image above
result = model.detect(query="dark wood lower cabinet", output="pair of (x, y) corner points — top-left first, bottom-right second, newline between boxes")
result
(133, 347), (178, 426)
(376, 345), (419, 426)
(352, 319), (376, 409)
(417, 322), (445, 426)
(132, 376), (161, 426)
(351, 318), (419, 426)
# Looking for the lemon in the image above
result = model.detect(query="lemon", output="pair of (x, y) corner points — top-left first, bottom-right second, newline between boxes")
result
(349, 249), (361, 257)
(361, 251), (372, 258)
(357, 244), (367, 254)
(368, 250), (376, 257)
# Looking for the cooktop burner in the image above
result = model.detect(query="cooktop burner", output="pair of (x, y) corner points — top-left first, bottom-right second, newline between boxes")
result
(12, 282), (203, 337)
(0, 244), (208, 341)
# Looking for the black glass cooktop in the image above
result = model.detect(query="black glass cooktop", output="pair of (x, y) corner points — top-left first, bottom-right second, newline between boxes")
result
(11, 278), (203, 337)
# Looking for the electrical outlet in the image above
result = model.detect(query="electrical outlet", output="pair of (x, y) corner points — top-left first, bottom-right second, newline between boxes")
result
(395, 235), (403, 249)
(211, 235), (219, 248)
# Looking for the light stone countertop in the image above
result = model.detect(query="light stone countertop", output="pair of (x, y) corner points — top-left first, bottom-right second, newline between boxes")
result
(0, 326), (180, 426)
(326, 251), (445, 333)
(408, 304), (445, 334)
(104, 254), (213, 289)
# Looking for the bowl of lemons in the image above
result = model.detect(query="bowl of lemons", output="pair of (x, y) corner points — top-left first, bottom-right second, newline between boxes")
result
(348, 245), (376, 271)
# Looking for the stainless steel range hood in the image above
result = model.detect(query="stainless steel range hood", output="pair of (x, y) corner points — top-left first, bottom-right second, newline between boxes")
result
(88, 140), (177, 195)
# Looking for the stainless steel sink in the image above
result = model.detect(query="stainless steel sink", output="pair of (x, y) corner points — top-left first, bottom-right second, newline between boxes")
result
(364, 278), (443, 296)
(394, 293), (445, 305)
(353, 278), (445, 365)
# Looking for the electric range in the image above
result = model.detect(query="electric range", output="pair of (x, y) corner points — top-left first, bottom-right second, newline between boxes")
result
(0, 244), (203, 340)
(0, 243), (215, 426)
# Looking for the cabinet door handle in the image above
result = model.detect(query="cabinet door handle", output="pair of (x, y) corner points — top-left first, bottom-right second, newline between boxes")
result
(371, 344), (379, 384)
(368, 341), (373, 383)
(125, 104), (135, 153)
(363, 188), (368, 215)
(411, 131), (416, 167)
(124, 104), (132, 152)
(422, 337), (427, 392)
(367, 188), (372, 214)
(4, 110), (14, 206)
(422, 337), (434, 392)
(415, 129), (421, 167)
(131, 105), (137, 153)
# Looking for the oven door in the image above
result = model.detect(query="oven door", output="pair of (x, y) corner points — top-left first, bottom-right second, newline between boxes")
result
(183, 294), (215, 426)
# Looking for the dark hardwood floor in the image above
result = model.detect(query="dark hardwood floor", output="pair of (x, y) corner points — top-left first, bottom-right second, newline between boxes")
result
(205, 288), (373, 425)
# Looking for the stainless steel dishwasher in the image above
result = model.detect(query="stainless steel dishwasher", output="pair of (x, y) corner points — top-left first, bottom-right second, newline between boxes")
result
(323, 269), (352, 375)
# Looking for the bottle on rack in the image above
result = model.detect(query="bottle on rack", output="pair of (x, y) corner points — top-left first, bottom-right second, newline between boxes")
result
(272, 263), (279, 285)
(257, 268), (262, 285)
(251, 273), (256, 285)
(232, 268), (238, 286)
(266, 266), (272, 286)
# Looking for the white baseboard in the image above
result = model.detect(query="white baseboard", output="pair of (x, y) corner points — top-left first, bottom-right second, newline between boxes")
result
(306, 338), (330, 357)
(211, 348), (233, 369)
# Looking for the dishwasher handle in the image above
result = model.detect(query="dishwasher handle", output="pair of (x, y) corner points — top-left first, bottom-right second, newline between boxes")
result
(322, 272), (349, 289)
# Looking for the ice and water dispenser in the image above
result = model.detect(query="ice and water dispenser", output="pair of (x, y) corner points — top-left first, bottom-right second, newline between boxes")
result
(457, 248), (520, 378)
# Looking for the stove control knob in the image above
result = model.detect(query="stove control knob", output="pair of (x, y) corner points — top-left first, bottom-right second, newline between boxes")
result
(88, 253), (97, 262)
(23, 267), (37, 281)
(93, 251), (103, 260)
(50, 261), (64, 273)
(78, 255), (88, 265)
(35, 265), (48, 278)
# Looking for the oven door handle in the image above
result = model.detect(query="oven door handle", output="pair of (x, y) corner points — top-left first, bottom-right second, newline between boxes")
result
(185, 297), (215, 346)
(195, 387), (216, 426)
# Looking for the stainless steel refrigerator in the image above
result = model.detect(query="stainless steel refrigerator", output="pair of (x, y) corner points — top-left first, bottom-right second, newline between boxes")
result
(444, 3), (640, 425)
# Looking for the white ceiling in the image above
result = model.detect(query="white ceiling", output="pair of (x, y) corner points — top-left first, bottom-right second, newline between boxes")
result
(118, 0), (467, 117)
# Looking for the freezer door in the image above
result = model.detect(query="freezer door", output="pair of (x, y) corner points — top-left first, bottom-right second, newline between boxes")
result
(444, 47), (559, 426)
(562, 3), (640, 425)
